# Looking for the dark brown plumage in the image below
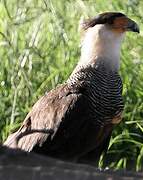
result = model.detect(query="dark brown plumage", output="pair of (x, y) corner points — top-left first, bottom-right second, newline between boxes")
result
(4, 12), (139, 166)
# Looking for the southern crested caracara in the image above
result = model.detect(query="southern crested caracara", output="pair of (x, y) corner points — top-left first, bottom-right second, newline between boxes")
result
(4, 12), (139, 165)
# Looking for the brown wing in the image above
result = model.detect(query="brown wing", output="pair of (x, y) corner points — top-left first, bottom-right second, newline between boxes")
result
(4, 84), (84, 151)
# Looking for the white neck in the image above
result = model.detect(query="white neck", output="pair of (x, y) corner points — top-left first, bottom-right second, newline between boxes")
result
(78, 24), (124, 71)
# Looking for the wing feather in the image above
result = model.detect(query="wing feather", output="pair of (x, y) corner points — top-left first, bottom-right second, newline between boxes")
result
(4, 84), (82, 151)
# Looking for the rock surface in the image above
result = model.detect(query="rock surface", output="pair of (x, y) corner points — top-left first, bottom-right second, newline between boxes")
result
(0, 146), (143, 180)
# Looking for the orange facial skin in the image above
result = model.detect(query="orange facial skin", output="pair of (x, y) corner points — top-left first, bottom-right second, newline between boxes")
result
(112, 16), (129, 33)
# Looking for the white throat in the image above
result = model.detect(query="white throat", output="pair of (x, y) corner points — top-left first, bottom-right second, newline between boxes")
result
(78, 24), (125, 71)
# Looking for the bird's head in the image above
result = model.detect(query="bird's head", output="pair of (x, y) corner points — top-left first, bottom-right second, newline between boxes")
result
(79, 12), (139, 70)
(80, 12), (139, 35)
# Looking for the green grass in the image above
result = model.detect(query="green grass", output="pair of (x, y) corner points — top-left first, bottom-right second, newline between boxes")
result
(0, 0), (143, 171)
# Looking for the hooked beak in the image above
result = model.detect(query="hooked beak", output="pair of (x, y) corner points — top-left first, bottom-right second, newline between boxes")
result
(126, 18), (140, 33)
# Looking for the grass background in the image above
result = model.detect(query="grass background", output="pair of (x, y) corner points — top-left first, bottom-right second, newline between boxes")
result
(0, 0), (143, 171)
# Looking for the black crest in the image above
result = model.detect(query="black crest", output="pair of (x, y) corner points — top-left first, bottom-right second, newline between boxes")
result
(82, 12), (125, 30)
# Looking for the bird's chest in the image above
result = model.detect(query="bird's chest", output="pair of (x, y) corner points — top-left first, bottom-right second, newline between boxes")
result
(86, 72), (124, 123)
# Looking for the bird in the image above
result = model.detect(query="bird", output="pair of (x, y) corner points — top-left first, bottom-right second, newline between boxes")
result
(4, 12), (139, 166)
